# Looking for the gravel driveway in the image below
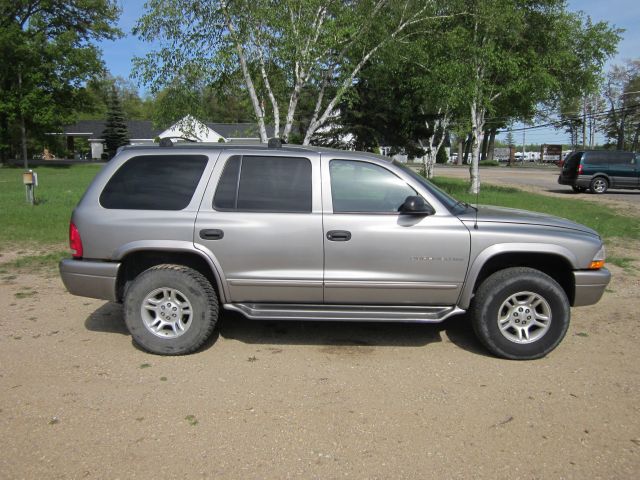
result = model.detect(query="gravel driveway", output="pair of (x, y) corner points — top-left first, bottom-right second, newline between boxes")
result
(1, 256), (639, 478)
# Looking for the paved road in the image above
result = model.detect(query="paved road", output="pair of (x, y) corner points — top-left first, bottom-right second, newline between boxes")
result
(433, 165), (640, 209)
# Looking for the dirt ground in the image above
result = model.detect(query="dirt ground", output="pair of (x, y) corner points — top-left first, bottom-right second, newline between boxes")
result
(1, 247), (639, 479)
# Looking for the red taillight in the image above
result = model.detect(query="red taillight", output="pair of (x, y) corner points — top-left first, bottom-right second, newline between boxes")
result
(577, 164), (583, 175)
(69, 222), (83, 258)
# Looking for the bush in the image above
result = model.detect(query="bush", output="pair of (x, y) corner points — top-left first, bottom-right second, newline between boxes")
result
(436, 147), (448, 164)
(479, 160), (500, 167)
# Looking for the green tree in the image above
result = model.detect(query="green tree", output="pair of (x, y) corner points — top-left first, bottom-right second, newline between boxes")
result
(340, 11), (467, 178)
(0, 1), (121, 165)
(448, 1), (619, 192)
(102, 87), (129, 159)
(82, 75), (154, 121)
(133, 0), (449, 144)
(602, 60), (640, 150)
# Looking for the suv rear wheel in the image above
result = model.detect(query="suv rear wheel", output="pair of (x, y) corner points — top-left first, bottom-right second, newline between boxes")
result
(589, 176), (608, 194)
(124, 264), (218, 355)
(470, 267), (570, 360)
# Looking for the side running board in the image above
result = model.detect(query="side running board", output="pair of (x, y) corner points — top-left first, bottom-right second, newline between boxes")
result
(223, 303), (465, 323)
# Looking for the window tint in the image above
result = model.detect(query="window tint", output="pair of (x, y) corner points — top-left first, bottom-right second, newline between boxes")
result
(213, 156), (241, 209)
(330, 160), (417, 213)
(583, 152), (608, 165)
(609, 152), (634, 165)
(213, 156), (312, 212)
(100, 155), (207, 210)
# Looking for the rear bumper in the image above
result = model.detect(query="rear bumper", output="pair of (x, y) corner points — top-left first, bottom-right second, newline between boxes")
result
(59, 259), (120, 302)
(573, 268), (611, 307)
(558, 175), (591, 188)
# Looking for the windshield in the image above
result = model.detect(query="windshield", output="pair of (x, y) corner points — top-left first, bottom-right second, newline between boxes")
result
(393, 160), (464, 213)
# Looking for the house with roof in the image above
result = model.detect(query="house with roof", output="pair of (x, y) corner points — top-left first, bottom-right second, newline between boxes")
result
(60, 116), (276, 159)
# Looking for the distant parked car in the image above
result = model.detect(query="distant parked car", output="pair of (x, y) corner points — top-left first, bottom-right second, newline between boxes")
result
(558, 150), (640, 194)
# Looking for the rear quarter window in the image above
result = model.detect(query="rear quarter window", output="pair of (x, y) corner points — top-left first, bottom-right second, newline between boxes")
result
(582, 152), (608, 166)
(100, 155), (208, 210)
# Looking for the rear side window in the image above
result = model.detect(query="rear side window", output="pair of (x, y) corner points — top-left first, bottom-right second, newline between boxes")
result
(100, 155), (208, 210)
(583, 152), (608, 166)
(213, 155), (312, 212)
(564, 152), (582, 169)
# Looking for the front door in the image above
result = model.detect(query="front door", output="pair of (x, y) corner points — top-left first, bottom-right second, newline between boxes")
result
(195, 152), (324, 303)
(609, 152), (639, 188)
(322, 158), (470, 305)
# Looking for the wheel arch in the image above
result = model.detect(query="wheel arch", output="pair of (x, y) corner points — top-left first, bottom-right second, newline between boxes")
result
(459, 244), (577, 309)
(113, 241), (228, 303)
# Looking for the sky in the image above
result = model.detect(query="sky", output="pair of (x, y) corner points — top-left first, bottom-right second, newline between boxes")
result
(98, 0), (639, 146)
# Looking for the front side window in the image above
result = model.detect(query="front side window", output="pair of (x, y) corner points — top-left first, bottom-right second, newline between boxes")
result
(616, 152), (635, 165)
(213, 155), (312, 212)
(100, 155), (208, 210)
(330, 160), (417, 213)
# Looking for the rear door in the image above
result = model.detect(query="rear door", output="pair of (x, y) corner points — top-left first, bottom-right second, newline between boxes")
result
(195, 150), (324, 303)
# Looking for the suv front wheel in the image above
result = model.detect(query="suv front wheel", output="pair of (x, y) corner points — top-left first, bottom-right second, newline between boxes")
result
(124, 264), (219, 355)
(470, 267), (570, 360)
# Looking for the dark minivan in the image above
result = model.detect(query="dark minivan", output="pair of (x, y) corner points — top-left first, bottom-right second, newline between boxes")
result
(558, 150), (640, 193)
(558, 150), (639, 194)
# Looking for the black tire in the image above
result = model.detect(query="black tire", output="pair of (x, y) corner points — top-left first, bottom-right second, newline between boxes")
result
(470, 267), (570, 360)
(589, 176), (608, 194)
(571, 185), (586, 193)
(124, 264), (218, 355)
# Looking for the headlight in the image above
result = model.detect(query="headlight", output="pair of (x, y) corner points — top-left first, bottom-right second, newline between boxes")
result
(589, 244), (606, 270)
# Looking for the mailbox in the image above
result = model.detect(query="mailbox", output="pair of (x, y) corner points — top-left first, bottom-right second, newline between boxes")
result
(23, 170), (34, 185)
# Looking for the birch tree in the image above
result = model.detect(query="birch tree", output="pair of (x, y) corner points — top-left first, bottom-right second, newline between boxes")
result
(450, 1), (618, 193)
(134, 0), (447, 144)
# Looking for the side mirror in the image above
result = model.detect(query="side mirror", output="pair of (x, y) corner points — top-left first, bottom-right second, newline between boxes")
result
(399, 196), (435, 216)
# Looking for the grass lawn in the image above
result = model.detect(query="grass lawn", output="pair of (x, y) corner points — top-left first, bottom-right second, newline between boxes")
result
(0, 164), (103, 246)
(431, 177), (639, 241)
(0, 164), (637, 272)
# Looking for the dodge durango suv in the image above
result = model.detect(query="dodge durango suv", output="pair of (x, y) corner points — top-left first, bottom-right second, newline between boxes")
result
(60, 142), (610, 360)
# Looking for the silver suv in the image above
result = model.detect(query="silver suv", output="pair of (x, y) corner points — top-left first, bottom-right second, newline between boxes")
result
(59, 142), (610, 359)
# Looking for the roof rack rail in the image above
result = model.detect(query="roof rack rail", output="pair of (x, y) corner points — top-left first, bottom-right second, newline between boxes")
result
(158, 136), (198, 147)
(268, 137), (286, 149)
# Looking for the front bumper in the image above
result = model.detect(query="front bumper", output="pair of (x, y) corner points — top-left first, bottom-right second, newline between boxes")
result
(573, 268), (611, 306)
(59, 259), (120, 302)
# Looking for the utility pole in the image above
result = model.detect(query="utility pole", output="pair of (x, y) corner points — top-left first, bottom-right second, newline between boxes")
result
(522, 124), (526, 163)
(582, 96), (587, 149)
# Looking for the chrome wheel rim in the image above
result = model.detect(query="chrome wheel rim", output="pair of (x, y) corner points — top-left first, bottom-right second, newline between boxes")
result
(141, 288), (193, 338)
(497, 291), (551, 344)
(593, 179), (607, 193)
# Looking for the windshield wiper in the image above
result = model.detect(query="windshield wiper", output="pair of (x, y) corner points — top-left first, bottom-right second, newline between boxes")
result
(453, 199), (477, 212)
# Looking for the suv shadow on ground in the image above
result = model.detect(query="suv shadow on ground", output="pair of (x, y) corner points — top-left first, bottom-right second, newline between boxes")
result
(84, 303), (488, 356)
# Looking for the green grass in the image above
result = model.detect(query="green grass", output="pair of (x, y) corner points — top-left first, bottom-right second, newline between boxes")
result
(607, 256), (636, 273)
(432, 177), (640, 241)
(4, 250), (69, 270)
(0, 164), (103, 245)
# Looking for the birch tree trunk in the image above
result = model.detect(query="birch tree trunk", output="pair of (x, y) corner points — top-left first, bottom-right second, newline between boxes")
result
(469, 99), (485, 194)
(221, 2), (268, 142)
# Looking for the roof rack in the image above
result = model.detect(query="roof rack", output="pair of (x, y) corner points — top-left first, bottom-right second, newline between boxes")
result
(268, 137), (286, 149)
(159, 136), (198, 147)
